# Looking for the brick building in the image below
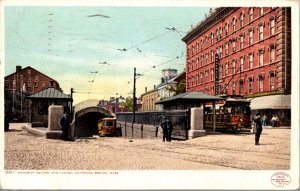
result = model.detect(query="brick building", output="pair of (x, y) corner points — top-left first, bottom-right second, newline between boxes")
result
(182, 7), (291, 125)
(4, 65), (62, 121)
(141, 68), (186, 111)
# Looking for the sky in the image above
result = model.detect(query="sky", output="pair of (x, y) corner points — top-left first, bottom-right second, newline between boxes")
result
(4, 5), (213, 104)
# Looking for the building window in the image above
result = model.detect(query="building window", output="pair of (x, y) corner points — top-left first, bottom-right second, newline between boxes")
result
(225, 43), (229, 55)
(232, 81), (236, 95)
(249, 53), (253, 69)
(219, 26), (222, 39)
(200, 56), (203, 66)
(240, 13), (244, 27)
(239, 80), (244, 95)
(224, 83), (228, 95)
(225, 62), (229, 76)
(248, 77), (253, 94)
(240, 35), (244, 49)
(27, 70), (31, 75)
(232, 18), (236, 32)
(232, 60), (236, 74)
(27, 82), (31, 88)
(270, 45), (276, 62)
(219, 65), (222, 78)
(205, 53), (208, 65)
(219, 46), (223, 58)
(211, 68), (214, 80)
(12, 80), (16, 89)
(191, 45), (194, 55)
(205, 70), (209, 82)
(249, 8), (254, 22)
(211, 51), (214, 62)
(258, 75), (264, 92)
(270, 18), (275, 35)
(34, 82), (38, 88)
(196, 42), (199, 53)
(260, 7), (264, 16)
(270, 72), (275, 90)
(216, 29), (219, 41)
(200, 40), (203, 50)
(200, 73), (203, 84)
(205, 35), (208, 46)
(259, 24), (264, 41)
(232, 39), (236, 52)
(259, 50), (264, 66)
(225, 22), (229, 36)
(211, 33), (214, 44)
(42, 81), (45, 88)
(35, 75), (38, 81)
(249, 29), (253, 45)
(240, 57), (244, 72)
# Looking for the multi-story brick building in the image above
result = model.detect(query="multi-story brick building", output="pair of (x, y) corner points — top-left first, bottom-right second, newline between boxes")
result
(182, 7), (291, 125)
(4, 65), (62, 121)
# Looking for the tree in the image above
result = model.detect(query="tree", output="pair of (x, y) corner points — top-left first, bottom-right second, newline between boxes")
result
(120, 97), (134, 112)
(166, 79), (186, 96)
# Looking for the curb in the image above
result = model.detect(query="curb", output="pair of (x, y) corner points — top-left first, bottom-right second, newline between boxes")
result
(22, 125), (46, 137)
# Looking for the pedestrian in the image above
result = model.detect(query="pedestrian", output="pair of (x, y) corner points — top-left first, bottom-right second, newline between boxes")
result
(254, 112), (263, 145)
(262, 115), (267, 127)
(160, 116), (173, 142)
(275, 115), (280, 127)
(271, 115), (276, 127)
(60, 113), (69, 141)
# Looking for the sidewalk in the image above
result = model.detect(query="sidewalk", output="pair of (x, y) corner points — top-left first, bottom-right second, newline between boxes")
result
(263, 125), (290, 129)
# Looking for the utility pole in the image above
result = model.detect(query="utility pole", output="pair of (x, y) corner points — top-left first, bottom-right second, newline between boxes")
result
(70, 88), (74, 121)
(133, 67), (136, 125)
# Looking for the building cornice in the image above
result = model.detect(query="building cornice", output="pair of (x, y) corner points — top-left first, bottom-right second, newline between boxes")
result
(182, 7), (238, 44)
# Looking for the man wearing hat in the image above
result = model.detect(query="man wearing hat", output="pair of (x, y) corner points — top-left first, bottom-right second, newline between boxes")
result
(254, 112), (263, 145)
(160, 116), (173, 142)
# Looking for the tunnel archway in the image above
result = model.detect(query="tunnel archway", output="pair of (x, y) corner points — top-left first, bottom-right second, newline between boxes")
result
(73, 106), (114, 138)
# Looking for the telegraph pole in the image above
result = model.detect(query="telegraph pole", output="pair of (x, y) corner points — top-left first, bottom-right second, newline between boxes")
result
(133, 67), (136, 125)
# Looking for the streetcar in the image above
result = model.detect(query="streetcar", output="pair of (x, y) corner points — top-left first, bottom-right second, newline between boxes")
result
(98, 117), (117, 136)
(205, 98), (251, 132)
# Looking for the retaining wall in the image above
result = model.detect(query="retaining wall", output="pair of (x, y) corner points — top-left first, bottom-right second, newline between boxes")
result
(117, 121), (159, 139)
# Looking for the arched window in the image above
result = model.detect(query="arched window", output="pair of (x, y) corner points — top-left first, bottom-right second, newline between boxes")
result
(232, 17), (236, 32)
(225, 22), (229, 36)
(240, 13), (244, 27)
(249, 8), (254, 22)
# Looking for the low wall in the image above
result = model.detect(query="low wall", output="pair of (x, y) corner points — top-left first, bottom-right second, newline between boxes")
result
(117, 121), (159, 139)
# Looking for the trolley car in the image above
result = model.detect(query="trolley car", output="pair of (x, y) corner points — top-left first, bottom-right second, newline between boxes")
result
(98, 117), (117, 136)
(205, 98), (251, 132)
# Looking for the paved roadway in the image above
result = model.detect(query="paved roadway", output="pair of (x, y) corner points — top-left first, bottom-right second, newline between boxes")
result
(4, 123), (290, 170)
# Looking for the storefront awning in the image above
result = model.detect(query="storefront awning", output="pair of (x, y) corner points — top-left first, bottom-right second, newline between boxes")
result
(250, 94), (291, 110)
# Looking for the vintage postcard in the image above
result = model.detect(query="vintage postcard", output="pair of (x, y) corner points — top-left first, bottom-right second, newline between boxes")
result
(1, 0), (299, 190)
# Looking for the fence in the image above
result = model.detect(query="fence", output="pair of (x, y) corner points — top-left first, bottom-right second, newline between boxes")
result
(116, 110), (190, 140)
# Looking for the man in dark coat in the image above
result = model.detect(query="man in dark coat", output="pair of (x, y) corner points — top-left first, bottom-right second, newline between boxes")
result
(60, 113), (69, 141)
(160, 117), (173, 142)
(254, 112), (263, 145)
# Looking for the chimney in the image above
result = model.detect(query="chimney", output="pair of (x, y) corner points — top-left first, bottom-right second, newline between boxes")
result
(16, 66), (22, 73)
(145, 87), (147, 93)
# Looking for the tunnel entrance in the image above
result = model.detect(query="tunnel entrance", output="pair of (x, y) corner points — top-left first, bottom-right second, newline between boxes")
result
(72, 106), (114, 138)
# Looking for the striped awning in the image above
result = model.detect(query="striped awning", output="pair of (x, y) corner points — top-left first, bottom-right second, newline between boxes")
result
(250, 94), (291, 110)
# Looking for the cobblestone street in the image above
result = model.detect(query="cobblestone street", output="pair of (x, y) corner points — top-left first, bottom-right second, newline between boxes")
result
(5, 123), (290, 170)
